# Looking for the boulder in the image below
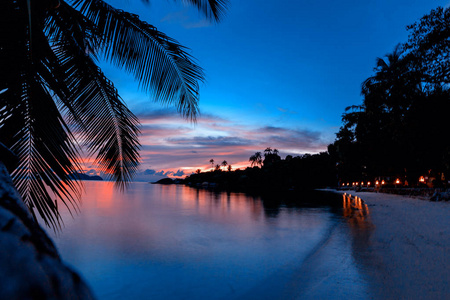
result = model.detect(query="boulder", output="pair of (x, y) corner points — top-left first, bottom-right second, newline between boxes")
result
(0, 162), (95, 299)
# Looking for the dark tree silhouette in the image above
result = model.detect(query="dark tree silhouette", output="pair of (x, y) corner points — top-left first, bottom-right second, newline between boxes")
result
(332, 9), (450, 186)
(0, 0), (228, 228)
(249, 152), (262, 167)
(264, 147), (273, 156)
(221, 160), (228, 170)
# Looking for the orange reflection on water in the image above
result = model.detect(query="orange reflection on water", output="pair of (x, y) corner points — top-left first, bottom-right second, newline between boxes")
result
(342, 193), (370, 229)
(90, 181), (115, 209)
(177, 186), (264, 222)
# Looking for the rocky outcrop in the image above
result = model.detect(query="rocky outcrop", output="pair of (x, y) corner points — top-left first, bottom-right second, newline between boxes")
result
(0, 162), (95, 299)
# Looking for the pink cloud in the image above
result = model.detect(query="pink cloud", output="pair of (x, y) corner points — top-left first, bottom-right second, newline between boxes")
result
(76, 108), (332, 181)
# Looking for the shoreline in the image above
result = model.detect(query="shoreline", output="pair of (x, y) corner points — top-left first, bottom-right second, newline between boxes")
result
(323, 189), (450, 299)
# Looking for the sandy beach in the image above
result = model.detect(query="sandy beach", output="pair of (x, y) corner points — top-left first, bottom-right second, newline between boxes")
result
(331, 190), (450, 299)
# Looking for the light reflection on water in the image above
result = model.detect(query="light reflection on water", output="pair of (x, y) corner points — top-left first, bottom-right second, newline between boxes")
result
(46, 182), (372, 299)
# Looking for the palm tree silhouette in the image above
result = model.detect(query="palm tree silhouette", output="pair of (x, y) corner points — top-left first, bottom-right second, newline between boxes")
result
(264, 147), (273, 156)
(255, 152), (262, 167)
(0, 0), (228, 228)
(210, 159), (215, 170)
(249, 152), (263, 167)
(221, 160), (228, 170)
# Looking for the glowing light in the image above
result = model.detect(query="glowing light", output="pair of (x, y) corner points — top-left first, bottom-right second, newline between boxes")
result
(346, 183), (349, 186)
(419, 176), (425, 183)
(375, 180), (379, 185)
(355, 182), (359, 186)
(395, 178), (400, 184)
(381, 180), (385, 185)
(367, 182), (371, 186)
(342, 183), (345, 186)
(361, 181), (364, 185)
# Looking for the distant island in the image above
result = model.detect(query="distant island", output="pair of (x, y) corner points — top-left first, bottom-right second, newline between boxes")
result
(151, 178), (183, 185)
(68, 172), (103, 181)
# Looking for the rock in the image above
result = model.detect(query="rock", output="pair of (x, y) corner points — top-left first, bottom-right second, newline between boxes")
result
(0, 162), (95, 299)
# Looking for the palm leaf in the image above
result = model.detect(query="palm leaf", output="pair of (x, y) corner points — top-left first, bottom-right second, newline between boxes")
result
(140, 0), (228, 22)
(0, 75), (82, 229)
(71, 0), (203, 120)
(46, 4), (141, 187)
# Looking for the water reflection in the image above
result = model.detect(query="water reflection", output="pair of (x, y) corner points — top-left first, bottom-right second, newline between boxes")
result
(342, 193), (370, 229)
(47, 183), (370, 299)
(341, 193), (379, 299)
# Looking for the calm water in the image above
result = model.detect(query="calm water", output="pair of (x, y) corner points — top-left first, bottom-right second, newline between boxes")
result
(47, 182), (372, 299)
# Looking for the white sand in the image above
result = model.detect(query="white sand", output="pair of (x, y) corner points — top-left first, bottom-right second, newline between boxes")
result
(331, 190), (450, 299)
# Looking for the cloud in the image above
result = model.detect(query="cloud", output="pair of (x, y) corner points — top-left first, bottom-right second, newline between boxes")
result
(78, 106), (333, 180)
(185, 19), (212, 29)
(143, 169), (156, 175)
(160, 9), (212, 29)
(167, 136), (252, 147)
(276, 107), (297, 114)
(160, 9), (189, 24)
(172, 170), (186, 177)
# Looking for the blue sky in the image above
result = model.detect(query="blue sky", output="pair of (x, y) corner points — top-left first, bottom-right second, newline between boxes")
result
(87, 0), (449, 181)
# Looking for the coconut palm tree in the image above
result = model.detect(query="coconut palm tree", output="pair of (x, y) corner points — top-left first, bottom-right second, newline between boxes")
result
(264, 147), (273, 156)
(0, 0), (227, 229)
(209, 159), (215, 170)
(221, 160), (227, 170)
(249, 152), (262, 167)
(255, 152), (262, 167)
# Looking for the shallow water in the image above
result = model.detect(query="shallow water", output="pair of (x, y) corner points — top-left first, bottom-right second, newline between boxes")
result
(46, 182), (372, 299)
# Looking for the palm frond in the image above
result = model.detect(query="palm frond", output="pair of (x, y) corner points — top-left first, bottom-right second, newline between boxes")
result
(179, 0), (228, 22)
(46, 5), (141, 187)
(139, 0), (228, 22)
(71, 0), (203, 120)
(0, 75), (82, 229)
(0, 0), (83, 229)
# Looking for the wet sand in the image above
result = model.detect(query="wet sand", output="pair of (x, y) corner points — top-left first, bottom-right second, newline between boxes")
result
(330, 190), (450, 299)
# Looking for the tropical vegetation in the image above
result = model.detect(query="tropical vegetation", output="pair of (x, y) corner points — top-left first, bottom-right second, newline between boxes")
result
(184, 149), (336, 191)
(0, 0), (227, 228)
(187, 6), (450, 192)
(329, 6), (450, 187)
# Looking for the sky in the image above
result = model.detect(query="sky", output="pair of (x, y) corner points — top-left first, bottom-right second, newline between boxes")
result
(84, 0), (449, 182)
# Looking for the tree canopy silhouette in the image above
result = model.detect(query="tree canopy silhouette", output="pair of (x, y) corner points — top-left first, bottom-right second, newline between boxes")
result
(331, 6), (450, 186)
(0, 0), (228, 229)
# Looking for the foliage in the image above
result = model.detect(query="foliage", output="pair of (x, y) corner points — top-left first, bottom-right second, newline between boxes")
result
(185, 150), (336, 191)
(330, 6), (450, 186)
(404, 7), (450, 84)
(0, 0), (227, 228)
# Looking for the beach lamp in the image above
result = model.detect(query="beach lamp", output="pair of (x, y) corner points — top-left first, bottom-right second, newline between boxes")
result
(419, 176), (425, 183)
(395, 178), (400, 184)
(347, 183), (349, 186)
(361, 181), (364, 185)
(342, 183), (345, 186)
(367, 181), (371, 186)
(355, 182), (359, 186)
(381, 180), (385, 185)
(375, 180), (379, 185)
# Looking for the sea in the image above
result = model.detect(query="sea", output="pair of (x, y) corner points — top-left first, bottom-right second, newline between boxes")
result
(46, 181), (373, 299)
